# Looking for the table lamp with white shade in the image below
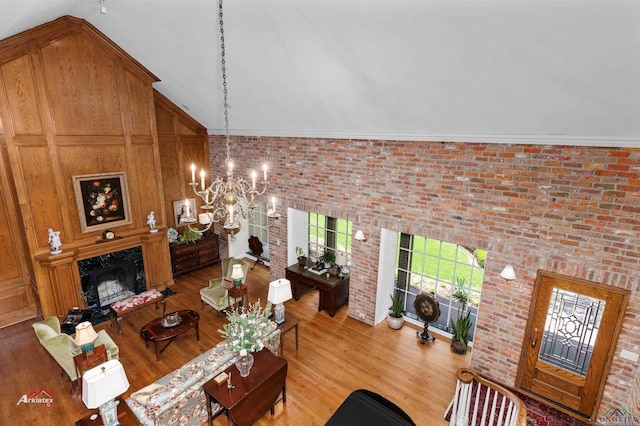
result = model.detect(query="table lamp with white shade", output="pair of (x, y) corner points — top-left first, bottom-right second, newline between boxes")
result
(267, 279), (292, 325)
(335, 252), (349, 278)
(74, 321), (99, 354)
(230, 264), (245, 287)
(82, 359), (130, 426)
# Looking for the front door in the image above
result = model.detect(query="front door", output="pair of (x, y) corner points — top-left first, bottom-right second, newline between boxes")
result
(517, 270), (629, 421)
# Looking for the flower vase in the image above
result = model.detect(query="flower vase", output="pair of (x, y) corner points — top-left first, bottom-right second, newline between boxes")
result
(235, 353), (254, 377)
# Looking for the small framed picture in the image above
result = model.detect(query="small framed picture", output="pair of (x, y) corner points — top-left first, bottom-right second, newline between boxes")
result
(73, 172), (132, 233)
(173, 198), (197, 227)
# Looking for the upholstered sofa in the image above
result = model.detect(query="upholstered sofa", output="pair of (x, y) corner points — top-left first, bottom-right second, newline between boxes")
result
(33, 316), (119, 392)
(126, 327), (281, 426)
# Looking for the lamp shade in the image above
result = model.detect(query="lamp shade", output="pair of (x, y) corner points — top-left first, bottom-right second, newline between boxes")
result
(335, 252), (348, 267)
(354, 230), (367, 241)
(230, 264), (245, 280)
(198, 213), (212, 225)
(267, 279), (292, 305)
(82, 359), (130, 409)
(500, 265), (516, 281)
(74, 321), (99, 347)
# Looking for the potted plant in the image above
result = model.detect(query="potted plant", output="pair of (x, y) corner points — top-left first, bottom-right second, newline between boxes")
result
(319, 249), (336, 268)
(176, 227), (202, 245)
(450, 278), (472, 354)
(387, 293), (405, 329)
(296, 246), (307, 269)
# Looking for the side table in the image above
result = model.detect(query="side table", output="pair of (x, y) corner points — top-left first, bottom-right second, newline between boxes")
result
(75, 397), (137, 426)
(227, 284), (248, 312)
(73, 344), (108, 394)
(277, 312), (300, 356)
(203, 349), (287, 426)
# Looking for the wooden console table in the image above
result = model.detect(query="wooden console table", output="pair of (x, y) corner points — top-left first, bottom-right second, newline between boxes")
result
(170, 232), (220, 276)
(285, 263), (349, 317)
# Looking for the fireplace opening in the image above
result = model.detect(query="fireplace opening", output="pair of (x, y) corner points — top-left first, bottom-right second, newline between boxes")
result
(79, 246), (147, 324)
(90, 261), (137, 307)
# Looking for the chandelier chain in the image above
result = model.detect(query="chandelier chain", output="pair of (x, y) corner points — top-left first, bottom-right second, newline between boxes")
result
(219, 0), (231, 163)
(185, 0), (278, 239)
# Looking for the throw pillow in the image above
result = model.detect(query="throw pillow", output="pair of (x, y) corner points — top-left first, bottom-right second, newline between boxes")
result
(131, 383), (168, 407)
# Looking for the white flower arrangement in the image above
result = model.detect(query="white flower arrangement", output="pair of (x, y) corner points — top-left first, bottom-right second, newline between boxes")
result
(218, 300), (273, 355)
(167, 227), (179, 243)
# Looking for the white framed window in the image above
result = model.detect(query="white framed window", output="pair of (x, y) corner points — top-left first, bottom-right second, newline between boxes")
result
(394, 233), (486, 341)
(308, 212), (352, 263)
(248, 200), (269, 244)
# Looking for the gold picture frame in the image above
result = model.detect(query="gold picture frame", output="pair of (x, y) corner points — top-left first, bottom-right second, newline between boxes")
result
(73, 172), (132, 233)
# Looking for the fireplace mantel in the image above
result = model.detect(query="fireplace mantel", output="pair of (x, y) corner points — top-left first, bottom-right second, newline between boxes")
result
(35, 230), (174, 318)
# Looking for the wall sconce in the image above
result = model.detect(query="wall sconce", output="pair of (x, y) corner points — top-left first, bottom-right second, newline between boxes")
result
(500, 265), (516, 281)
(354, 230), (367, 242)
(99, 0), (107, 14)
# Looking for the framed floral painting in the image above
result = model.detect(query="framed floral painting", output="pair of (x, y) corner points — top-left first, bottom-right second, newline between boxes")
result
(73, 172), (132, 233)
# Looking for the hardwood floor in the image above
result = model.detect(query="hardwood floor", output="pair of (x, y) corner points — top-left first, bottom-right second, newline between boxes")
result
(2, 260), (470, 425)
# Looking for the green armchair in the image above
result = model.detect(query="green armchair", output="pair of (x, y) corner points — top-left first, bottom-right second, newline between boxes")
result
(200, 258), (249, 319)
(32, 316), (119, 393)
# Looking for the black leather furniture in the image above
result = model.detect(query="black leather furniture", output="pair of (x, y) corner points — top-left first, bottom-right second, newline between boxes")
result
(325, 389), (416, 426)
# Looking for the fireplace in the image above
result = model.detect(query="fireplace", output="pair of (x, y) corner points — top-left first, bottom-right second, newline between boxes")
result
(78, 246), (147, 323)
(90, 261), (137, 307)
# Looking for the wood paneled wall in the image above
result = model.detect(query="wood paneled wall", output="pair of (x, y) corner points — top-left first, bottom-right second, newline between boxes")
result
(154, 90), (209, 228)
(0, 16), (206, 326)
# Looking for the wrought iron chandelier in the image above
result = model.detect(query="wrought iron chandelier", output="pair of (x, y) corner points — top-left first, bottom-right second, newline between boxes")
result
(188, 0), (278, 238)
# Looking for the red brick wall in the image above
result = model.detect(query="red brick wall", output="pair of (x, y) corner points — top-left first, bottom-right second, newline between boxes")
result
(208, 135), (639, 417)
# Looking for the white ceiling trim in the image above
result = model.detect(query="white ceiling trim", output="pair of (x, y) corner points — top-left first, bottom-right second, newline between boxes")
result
(208, 129), (640, 148)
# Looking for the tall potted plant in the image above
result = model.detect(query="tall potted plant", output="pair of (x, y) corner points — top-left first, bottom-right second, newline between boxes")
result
(387, 293), (405, 329)
(450, 278), (472, 354)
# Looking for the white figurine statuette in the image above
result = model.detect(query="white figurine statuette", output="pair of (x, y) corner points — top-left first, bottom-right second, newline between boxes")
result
(47, 228), (62, 254)
(147, 211), (158, 233)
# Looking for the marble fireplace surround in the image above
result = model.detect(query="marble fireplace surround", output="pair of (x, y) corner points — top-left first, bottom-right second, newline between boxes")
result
(35, 231), (173, 319)
(78, 246), (147, 323)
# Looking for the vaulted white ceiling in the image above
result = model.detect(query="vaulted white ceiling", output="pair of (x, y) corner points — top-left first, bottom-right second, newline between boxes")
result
(1, 0), (639, 146)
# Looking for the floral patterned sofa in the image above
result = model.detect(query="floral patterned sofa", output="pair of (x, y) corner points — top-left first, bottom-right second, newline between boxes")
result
(126, 328), (281, 426)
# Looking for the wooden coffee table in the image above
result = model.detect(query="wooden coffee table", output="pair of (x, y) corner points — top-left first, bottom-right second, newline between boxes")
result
(203, 349), (287, 426)
(140, 310), (199, 361)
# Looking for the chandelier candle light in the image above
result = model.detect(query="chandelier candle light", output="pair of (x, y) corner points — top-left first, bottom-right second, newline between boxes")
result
(188, 0), (278, 238)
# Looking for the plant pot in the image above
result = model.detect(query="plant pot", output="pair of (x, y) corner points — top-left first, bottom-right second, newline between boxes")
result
(450, 339), (467, 354)
(297, 256), (307, 269)
(387, 314), (404, 330)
